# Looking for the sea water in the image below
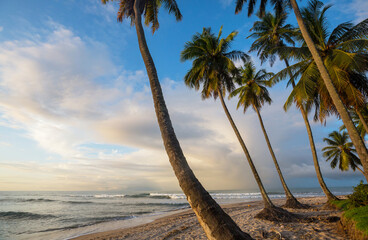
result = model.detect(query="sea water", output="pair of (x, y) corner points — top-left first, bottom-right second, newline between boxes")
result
(0, 187), (353, 240)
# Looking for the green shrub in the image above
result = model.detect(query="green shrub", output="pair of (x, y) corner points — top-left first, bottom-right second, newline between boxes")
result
(349, 181), (368, 207)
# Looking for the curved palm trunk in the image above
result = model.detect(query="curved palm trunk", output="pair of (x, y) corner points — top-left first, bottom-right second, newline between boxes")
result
(253, 105), (299, 204)
(356, 110), (368, 138)
(290, 0), (368, 182)
(218, 89), (274, 208)
(284, 59), (337, 200)
(300, 106), (338, 201)
(132, 2), (252, 239)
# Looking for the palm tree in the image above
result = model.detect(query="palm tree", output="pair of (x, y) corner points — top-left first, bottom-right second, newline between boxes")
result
(101, 1), (252, 239)
(181, 27), (296, 221)
(340, 106), (368, 140)
(247, 10), (297, 67)
(355, 104), (368, 137)
(322, 131), (364, 175)
(235, 0), (368, 183)
(229, 62), (306, 208)
(248, 10), (337, 201)
(270, 1), (368, 182)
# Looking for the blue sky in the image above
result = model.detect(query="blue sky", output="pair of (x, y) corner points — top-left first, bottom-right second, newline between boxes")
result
(0, 0), (367, 191)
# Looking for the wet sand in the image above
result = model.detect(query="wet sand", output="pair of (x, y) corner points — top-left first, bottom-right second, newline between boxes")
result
(72, 196), (345, 240)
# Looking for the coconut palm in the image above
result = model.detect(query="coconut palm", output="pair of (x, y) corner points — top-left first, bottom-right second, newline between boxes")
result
(181, 27), (297, 221)
(340, 106), (368, 140)
(230, 62), (306, 208)
(247, 9), (298, 67)
(248, 10), (337, 201)
(235, 0), (368, 183)
(101, 1), (252, 239)
(267, 1), (368, 182)
(322, 131), (364, 175)
(356, 104), (368, 137)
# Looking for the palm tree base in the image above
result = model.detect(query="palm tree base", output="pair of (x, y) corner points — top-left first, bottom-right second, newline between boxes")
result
(321, 197), (340, 210)
(283, 197), (310, 209)
(255, 206), (300, 222)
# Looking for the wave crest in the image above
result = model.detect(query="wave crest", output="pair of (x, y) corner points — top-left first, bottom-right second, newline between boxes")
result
(0, 211), (57, 220)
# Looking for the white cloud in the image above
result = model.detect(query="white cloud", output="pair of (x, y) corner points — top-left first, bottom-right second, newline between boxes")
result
(0, 24), (362, 191)
(0, 26), (3, 32)
(331, 0), (368, 23)
(84, 0), (119, 22)
(349, 0), (368, 23)
(218, 0), (233, 8)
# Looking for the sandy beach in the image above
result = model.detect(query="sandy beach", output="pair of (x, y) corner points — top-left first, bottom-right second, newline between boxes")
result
(72, 196), (346, 240)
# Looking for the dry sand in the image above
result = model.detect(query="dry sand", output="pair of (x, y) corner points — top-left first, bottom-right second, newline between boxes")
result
(72, 196), (346, 240)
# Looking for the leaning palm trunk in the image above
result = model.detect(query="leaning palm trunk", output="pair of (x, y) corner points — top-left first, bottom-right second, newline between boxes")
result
(132, 2), (252, 239)
(253, 105), (305, 208)
(218, 90), (274, 208)
(218, 90), (298, 221)
(284, 59), (337, 201)
(356, 110), (368, 138)
(299, 105), (338, 201)
(290, 0), (368, 182)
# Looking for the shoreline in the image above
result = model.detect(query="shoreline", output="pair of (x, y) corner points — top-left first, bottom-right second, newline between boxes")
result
(71, 196), (346, 240)
(28, 208), (190, 240)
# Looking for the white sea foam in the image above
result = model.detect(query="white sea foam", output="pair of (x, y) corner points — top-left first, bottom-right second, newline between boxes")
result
(149, 193), (186, 199)
(93, 194), (125, 198)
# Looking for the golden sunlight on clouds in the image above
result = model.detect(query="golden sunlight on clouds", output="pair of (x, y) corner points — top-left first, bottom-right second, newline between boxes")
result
(0, 25), (355, 191)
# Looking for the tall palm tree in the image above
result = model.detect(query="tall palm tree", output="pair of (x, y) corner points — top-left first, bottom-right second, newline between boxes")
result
(181, 27), (296, 221)
(230, 62), (306, 208)
(102, 1), (252, 239)
(247, 10), (297, 67)
(235, 0), (368, 183)
(270, 1), (368, 182)
(340, 106), (368, 140)
(322, 131), (364, 175)
(248, 10), (337, 201)
(355, 104), (368, 137)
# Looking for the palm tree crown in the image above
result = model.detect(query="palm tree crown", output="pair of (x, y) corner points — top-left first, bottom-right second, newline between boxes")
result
(102, 0), (182, 33)
(181, 27), (283, 212)
(230, 62), (273, 112)
(181, 27), (248, 98)
(235, 0), (287, 17)
(245, 2), (339, 201)
(230, 62), (310, 208)
(322, 131), (363, 172)
(272, 0), (368, 122)
(248, 11), (298, 66)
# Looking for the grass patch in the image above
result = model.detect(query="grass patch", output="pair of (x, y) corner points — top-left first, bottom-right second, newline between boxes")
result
(330, 182), (368, 238)
(343, 205), (368, 236)
(331, 199), (351, 210)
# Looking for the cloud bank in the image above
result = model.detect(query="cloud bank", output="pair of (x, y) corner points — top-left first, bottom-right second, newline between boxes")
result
(0, 25), (363, 191)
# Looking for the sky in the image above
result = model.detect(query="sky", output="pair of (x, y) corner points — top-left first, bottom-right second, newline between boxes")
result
(0, 0), (367, 192)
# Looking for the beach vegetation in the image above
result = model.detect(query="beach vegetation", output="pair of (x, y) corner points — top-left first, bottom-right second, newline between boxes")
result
(268, 1), (368, 184)
(332, 182), (368, 238)
(235, 0), (368, 183)
(332, 182), (368, 210)
(349, 181), (368, 208)
(101, 1), (252, 239)
(344, 205), (368, 236)
(181, 27), (298, 222)
(229, 61), (307, 209)
(247, 7), (337, 202)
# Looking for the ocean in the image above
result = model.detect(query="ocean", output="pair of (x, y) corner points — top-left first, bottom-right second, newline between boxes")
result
(0, 187), (353, 240)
